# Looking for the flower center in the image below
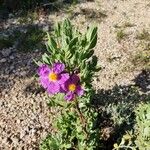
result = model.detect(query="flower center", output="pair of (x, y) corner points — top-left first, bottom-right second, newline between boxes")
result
(48, 72), (58, 81)
(68, 84), (76, 91)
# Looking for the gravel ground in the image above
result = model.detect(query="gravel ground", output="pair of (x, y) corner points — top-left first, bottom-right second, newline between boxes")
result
(0, 49), (51, 149)
(0, 0), (150, 149)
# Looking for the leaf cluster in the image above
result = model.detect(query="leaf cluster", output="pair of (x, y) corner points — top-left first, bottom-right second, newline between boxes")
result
(41, 19), (100, 90)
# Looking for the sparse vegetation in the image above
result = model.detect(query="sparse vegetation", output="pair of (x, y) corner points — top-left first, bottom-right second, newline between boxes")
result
(122, 22), (135, 28)
(136, 29), (150, 41)
(116, 29), (128, 42)
(114, 21), (135, 29)
(132, 48), (150, 70)
(80, 8), (107, 21)
(17, 26), (46, 51)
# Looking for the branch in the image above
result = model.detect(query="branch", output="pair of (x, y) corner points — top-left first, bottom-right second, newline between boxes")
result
(75, 100), (88, 138)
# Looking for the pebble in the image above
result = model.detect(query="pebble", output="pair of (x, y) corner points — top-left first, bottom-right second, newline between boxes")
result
(10, 56), (15, 60)
(0, 58), (7, 63)
(19, 71), (27, 77)
(1, 49), (12, 57)
(16, 119), (20, 124)
(20, 130), (26, 139)
(12, 137), (19, 145)
(10, 65), (15, 71)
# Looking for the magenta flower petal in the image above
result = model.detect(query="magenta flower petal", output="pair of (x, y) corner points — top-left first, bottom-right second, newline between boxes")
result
(38, 64), (51, 76)
(65, 92), (75, 101)
(61, 79), (70, 91)
(76, 85), (84, 96)
(63, 74), (84, 101)
(58, 73), (70, 84)
(52, 62), (65, 74)
(71, 74), (80, 83)
(47, 82), (60, 94)
(39, 77), (49, 89)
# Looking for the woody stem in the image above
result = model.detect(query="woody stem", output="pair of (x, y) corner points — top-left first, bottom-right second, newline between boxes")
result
(75, 99), (88, 137)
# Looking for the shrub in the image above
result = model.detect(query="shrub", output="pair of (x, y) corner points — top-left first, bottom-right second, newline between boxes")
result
(37, 19), (101, 149)
(113, 102), (150, 150)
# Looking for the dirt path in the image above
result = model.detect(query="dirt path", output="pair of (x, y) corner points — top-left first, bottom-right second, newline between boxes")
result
(0, 0), (150, 149)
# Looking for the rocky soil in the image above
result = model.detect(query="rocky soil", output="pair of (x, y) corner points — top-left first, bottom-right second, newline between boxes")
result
(0, 0), (150, 149)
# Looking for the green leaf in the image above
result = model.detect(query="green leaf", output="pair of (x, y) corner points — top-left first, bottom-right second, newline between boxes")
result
(55, 22), (61, 37)
(86, 26), (97, 42)
(91, 55), (98, 67)
(81, 35), (87, 47)
(69, 37), (78, 50)
(86, 26), (98, 50)
(86, 33), (97, 50)
(64, 143), (72, 148)
(40, 135), (60, 150)
(66, 51), (72, 59)
(42, 53), (50, 64)
(47, 33), (57, 53)
(89, 32), (97, 49)
(85, 50), (94, 59)
(144, 127), (150, 137)
(33, 59), (42, 66)
(76, 126), (82, 132)
(146, 113), (150, 120)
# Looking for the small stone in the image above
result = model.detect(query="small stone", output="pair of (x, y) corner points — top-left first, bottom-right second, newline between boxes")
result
(12, 137), (19, 145)
(1, 49), (12, 57)
(27, 59), (32, 66)
(20, 71), (27, 76)
(16, 119), (20, 124)
(32, 138), (36, 142)
(10, 65), (14, 71)
(43, 25), (49, 32)
(20, 130), (26, 139)
(10, 56), (15, 60)
(0, 58), (7, 63)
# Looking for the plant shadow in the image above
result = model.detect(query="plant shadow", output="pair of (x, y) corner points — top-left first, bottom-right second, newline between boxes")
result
(134, 69), (150, 93)
(91, 70), (150, 149)
(0, 0), (82, 21)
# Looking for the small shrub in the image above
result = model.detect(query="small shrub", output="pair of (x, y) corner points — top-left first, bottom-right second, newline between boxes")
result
(113, 102), (150, 150)
(37, 19), (101, 149)
(134, 103), (150, 149)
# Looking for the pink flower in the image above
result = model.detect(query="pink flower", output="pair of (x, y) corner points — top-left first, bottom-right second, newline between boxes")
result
(62, 74), (84, 101)
(38, 63), (69, 94)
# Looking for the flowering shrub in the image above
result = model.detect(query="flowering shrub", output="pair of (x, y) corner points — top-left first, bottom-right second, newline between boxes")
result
(38, 19), (101, 149)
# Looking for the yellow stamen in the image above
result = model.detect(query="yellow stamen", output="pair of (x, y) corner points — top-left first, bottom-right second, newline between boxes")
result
(68, 84), (76, 91)
(48, 72), (58, 81)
